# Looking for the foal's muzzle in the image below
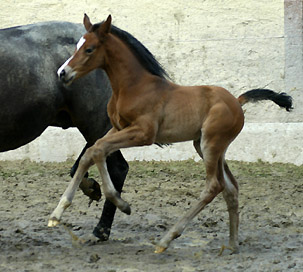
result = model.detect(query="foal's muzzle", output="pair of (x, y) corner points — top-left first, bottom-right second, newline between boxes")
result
(57, 65), (76, 85)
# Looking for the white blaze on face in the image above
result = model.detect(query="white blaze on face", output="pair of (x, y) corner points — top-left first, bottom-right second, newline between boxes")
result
(57, 36), (86, 77)
(57, 56), (73, 77)
(76, 36), (86, 50)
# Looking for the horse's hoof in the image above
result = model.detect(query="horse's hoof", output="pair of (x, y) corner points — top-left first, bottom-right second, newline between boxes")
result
(93, 227), (110, 241)
(48, 218), (60, 227)
(79, 178), (101, 202)
(154, 246), (167, 254)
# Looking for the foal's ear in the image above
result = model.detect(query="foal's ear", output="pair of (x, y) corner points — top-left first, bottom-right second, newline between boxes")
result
(83, 13), (93, 32)
(99, 15), (112, 36)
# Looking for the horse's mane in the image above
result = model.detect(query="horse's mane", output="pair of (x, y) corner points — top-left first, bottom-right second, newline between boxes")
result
(91, 22), (169, 79)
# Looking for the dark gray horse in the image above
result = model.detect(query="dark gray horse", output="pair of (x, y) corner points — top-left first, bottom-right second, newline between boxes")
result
(0, 21), (167, 240)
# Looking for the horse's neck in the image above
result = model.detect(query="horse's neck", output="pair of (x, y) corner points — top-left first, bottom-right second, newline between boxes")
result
(104, 34), (148, 94)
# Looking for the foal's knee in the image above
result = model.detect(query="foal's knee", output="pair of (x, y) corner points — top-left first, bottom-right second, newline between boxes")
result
(82, 145), (106, 165)
(79, 149), (94, 168)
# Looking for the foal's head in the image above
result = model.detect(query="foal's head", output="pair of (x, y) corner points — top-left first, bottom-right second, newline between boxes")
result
(58, 14), (112, 85)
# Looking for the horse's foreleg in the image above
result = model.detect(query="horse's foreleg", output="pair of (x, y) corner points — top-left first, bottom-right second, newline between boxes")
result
(48, 153), (94, 227)
(93, 150), (129, 241)
(70, 143), (89, 178)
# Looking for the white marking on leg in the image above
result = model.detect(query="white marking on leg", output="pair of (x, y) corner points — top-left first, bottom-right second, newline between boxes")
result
(49, 196), (71, 220)
(223, 168), (234, 192)
(200, 133), (210, 161)
(48, 169), (85, 226)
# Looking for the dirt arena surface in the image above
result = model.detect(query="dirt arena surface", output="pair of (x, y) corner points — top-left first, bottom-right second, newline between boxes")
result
(0, 159), (302, 271)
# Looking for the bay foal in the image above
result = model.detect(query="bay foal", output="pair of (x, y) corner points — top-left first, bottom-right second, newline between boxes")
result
(49, 15), (292, 253)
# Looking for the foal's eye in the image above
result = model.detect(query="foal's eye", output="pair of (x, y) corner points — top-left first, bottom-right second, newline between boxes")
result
(85, 48), (94, 54)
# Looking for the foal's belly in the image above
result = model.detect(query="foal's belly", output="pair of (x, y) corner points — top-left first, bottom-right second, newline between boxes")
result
(155, 118), (202, 144)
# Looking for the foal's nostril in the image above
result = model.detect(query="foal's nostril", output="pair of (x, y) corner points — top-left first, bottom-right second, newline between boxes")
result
(60, 69), (65, 79)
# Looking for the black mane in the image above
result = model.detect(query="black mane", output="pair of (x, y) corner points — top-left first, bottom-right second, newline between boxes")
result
(91, 22), (169, 79)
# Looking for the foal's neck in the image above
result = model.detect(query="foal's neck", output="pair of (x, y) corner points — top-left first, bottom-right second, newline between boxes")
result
(103, 34), (149, 94)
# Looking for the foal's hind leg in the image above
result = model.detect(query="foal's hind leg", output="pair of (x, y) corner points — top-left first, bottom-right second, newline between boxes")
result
(155, 138), (225, 253)
(219, 161), (239, 255)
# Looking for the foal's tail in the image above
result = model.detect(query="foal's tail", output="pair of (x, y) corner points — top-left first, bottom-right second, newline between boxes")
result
(237, 89), (293, 112)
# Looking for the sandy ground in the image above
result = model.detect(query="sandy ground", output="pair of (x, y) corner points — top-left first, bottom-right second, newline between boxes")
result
(0, 159), (302, 272)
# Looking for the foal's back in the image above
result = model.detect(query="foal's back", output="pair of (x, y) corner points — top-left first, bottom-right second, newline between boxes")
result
(154, 82), (244, 144)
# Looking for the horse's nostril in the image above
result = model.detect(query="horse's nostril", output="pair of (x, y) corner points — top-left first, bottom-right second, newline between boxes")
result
(60, 69), (65, 79)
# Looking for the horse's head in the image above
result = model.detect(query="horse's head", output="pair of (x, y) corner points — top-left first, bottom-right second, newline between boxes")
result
(58, 14), (111, 85)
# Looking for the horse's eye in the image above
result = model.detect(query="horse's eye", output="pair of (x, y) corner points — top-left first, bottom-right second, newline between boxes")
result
(85, 48), (94, 54)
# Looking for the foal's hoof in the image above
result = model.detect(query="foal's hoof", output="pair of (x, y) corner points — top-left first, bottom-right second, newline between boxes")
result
(154, 246), (167, 254)
(218, 244), (239, 256)
(122, 204), (131, 215)
(118, 199), (131, 215)
(48, 218), (60, 227)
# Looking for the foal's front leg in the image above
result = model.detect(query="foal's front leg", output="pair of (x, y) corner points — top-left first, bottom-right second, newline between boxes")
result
(48, 124), (153, 226)
(48, 153), (94, 227)
(93, 151), (129, 241)
(89, 124), (155, 214)
(47, 128), (117, 227)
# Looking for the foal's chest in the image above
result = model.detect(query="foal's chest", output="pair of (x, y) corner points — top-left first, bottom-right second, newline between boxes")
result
(107, 98), (130, 131)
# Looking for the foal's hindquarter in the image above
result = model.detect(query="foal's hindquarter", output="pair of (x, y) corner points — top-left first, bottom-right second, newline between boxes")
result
(154, 85), (244, 252)
(49, 19), (244, 253)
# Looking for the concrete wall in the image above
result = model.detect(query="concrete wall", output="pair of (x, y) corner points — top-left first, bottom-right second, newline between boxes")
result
(0, 0), (302, 165)
(285, 0), (303, 115)
(1, 124), (302, 165)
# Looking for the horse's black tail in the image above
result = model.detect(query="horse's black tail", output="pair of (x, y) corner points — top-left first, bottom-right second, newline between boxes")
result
(237, 88), (293, 112)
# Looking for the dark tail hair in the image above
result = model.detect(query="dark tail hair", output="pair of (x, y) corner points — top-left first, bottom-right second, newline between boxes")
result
(238, 89), (293, 112)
